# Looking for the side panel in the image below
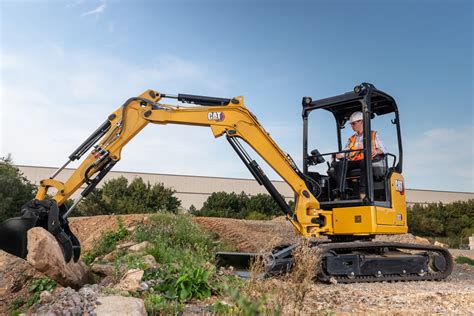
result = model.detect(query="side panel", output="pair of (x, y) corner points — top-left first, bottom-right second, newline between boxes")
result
(332, 206), (376, 235)
(332, 205), (408, 235)
(332, 171), (408, 235)
(389, 172), (407, 223)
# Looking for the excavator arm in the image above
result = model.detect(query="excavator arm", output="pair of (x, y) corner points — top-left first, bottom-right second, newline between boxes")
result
(0, 90), (331, 262)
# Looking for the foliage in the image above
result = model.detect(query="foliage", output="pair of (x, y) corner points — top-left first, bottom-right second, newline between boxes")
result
(82, 217), (129, 264)
(9, 298), (26, 316)
(455, 256), (474, 266)
(194, 191), (282, 220)
(148, 267), (213, 302)
(113, 213), (235, 312)
(0, 155), (36, 222)
(144, 294), (183, 315)
(211, 287), (277, 316)
(408, 200), (474, 248)
(78, 176), (181, 216)
(27, 277), (57, 307)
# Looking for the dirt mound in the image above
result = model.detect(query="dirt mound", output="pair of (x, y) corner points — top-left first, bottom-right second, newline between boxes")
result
(194, 217), (299, 252)
(69, 214), (149, 252)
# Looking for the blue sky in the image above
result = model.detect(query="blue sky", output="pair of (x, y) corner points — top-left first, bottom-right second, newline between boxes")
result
(1, 0), (472, 192)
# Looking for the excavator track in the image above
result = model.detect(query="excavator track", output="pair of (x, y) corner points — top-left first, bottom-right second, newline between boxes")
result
(318, 241), (453, 283)
(216, 241), (453, 283)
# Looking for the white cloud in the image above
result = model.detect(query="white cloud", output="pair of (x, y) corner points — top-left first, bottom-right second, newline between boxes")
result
(81, 3), (106, 17)
(404, 126), (474, 191)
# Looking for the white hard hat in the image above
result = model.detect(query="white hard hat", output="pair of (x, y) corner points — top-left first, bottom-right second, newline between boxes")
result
(349, 111), (363, 123)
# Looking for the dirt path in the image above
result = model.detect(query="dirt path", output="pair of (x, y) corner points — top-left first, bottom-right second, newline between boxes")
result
(69, 214), (474, 314)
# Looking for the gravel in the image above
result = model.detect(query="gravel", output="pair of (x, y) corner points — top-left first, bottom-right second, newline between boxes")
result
(29, 284), (102, 316)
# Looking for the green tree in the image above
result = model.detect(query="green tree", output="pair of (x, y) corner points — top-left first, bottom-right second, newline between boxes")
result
(0, 156), (36, 222)
(78, 176), (181, 215)
(195, 191), (284, 220)
(197, 191), (249, 218)
(245, 193), (280, 218)
(407, 200), (474, 248)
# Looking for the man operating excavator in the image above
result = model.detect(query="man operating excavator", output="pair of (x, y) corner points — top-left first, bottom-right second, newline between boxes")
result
(333, 111), (386, 200)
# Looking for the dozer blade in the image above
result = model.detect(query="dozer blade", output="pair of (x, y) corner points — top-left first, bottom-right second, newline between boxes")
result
(216, 252), (262, 278)
(0, 199), (81, 263)
(216, 244), (296, 278)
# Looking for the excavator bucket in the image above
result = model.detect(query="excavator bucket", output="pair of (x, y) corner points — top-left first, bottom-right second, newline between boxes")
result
(0, 199), (81, 262)
(0, 215), (38, 259)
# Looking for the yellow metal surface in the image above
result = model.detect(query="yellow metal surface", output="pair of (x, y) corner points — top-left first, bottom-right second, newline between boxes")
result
(33, 89), (408, 239)
(332, 206), (376, 235)
(332, 204), (407, 235)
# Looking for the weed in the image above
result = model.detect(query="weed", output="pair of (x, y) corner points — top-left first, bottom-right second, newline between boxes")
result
(144, 294), (183, 315)
(113, 253), (148, 270)
(284, 239), (320, 312)
(212, 286), (280, 315)
(455, 256), (474, 265)
(82, 217), (129, 264)
(241, 238), (320, 314)
(148, 266), (213, 302)
(9, 298), (26, 316)
(26, 277), (57, 307)
(10, 298), (25, 310)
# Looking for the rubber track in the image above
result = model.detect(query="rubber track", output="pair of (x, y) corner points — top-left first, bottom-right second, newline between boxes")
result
(317, 241), (454, 283)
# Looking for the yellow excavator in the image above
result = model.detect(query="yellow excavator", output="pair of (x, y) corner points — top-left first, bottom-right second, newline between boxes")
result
(0, 83), (452, 283)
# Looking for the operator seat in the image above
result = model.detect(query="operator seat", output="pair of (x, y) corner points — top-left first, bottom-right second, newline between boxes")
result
(329, 155), (389, 198)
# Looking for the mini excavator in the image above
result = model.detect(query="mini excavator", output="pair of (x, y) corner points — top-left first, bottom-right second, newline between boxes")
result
(0, 83), (452, 283)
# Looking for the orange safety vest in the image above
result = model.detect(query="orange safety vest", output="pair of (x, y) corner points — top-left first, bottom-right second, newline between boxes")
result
(347, 131), (377, 161)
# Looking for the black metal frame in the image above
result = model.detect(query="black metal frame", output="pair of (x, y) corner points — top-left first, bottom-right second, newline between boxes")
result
(301, 83), (403, 205)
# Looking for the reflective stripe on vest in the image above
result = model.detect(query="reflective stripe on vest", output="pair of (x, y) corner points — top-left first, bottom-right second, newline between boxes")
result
(348, 131), (377, 161)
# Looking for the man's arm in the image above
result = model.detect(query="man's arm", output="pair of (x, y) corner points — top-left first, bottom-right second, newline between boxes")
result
(374, 132), (386, 155)
(335, 138), (351, 159)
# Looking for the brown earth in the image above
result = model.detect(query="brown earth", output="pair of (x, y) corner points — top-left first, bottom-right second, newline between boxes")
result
(68, 214), (474, 314)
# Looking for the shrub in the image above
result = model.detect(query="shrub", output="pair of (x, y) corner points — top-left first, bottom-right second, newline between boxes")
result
(408, 200), (474, 248)
(0, 155), (36, 222)
(78, 176), (181, 216)
(197, 191), (249, 218)
(455, 256), (474, 266)
(195, 191), (282, 220)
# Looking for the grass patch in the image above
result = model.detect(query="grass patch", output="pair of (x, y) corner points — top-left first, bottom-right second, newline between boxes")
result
(144, 294), (183, 315)
(82, 217), (129, 265)
(455, 256), (474, 265)
(101, 213), (238, 314)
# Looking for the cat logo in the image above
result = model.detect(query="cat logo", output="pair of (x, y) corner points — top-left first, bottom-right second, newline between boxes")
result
(207, 112), (225, 122)
(395, 179), (404, 194)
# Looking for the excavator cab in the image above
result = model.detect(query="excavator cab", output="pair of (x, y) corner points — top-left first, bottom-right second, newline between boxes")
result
(302, 83), (403, 210)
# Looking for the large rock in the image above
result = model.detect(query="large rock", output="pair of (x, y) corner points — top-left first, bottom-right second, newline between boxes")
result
(95, 295), (146, 316)
(114, 269), (144, 291)
(91, 263), (115, 276)
(0, 250), (45, 315)
(26, 227), (92, 288)
(141, 254), (158, 269)
(128, 241), (151, 252)
(415, 236), (431, 244)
